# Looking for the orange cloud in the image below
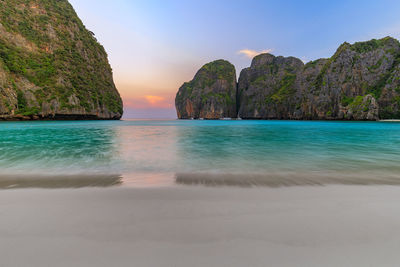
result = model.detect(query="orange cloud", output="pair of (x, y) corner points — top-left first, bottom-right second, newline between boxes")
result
(238, 48), (273, 58)
(145, 95), (165, 106)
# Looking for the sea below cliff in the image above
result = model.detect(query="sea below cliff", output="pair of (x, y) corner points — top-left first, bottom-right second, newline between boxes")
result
(3, 119), (400, 266)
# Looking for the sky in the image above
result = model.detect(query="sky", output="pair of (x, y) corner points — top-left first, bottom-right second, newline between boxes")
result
(69, 0), (400, 119)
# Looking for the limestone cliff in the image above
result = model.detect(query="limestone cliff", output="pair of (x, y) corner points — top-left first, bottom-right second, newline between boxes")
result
(237, 54), (304, 119)
(0, 0), (123, 120)
(177, 36), (400, 121)
(175, 60), (237, 119)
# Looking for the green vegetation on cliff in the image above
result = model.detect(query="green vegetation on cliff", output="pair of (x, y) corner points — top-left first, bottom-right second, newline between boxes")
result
(175, 59), (237, 119)
(0, 0), (122, 119)
(266, 72), (297, 104)
(350, 37), (394, 54)
(177, 36), (400, 120)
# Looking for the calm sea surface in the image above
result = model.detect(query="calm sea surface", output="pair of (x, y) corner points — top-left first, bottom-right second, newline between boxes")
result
(1, 119), (400, 188)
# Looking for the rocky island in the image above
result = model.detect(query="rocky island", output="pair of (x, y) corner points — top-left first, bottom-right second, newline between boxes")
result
(0, 0), (123, 120)
(175, 59), (237, 119)
(176, 36), (400, 120)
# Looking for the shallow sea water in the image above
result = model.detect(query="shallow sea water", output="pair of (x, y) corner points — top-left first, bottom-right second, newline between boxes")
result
(1, 119), (400, 188)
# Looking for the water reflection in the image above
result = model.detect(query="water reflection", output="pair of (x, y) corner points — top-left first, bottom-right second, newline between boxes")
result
(115, 122), (179, 174)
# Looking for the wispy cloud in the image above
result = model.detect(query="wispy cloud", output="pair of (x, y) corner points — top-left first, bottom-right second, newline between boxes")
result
(238, 48), (273, 59)
(144, 95), (165, 106)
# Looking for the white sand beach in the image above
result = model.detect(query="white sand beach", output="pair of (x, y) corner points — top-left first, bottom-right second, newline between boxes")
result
(1, 185), (400, 267)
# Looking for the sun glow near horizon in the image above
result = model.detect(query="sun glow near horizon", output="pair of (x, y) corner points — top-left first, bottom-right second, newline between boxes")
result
(69, 0), (400, 118)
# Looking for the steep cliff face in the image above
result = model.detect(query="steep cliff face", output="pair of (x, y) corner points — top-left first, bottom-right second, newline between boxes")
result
(238, 37), (400, 120)
(237, 54), (304, 119)
(176, 36), (400, 120)
(175, 60), (237, 119)
(297, 36), (400, 120)
(0, 0), (123, 120)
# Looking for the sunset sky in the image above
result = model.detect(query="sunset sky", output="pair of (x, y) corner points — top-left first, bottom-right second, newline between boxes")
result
(69, 0), (400, 118)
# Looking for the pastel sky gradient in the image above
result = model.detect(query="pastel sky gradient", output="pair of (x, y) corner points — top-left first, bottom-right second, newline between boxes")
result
(69, 0), (400, 118)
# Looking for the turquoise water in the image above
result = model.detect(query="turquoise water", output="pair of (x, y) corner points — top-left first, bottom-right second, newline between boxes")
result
(1, 120), (400, 187)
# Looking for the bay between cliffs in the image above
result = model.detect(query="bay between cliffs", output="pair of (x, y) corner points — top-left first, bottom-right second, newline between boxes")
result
(2, 119), (400, 266)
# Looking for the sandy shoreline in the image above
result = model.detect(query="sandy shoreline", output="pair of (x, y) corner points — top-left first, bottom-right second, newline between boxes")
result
(1, 185), (400, 267)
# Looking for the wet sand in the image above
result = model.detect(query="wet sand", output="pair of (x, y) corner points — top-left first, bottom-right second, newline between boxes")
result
(0, 174), (122, 189)
(176, 171), (400, 187)
(1, 185), (400, 267)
